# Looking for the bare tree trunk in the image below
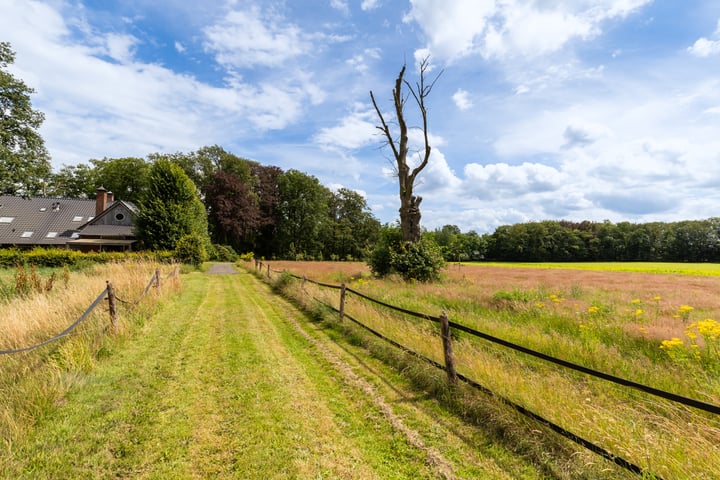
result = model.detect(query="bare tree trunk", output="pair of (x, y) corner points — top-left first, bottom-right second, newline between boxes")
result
(370, 58), (440, 243)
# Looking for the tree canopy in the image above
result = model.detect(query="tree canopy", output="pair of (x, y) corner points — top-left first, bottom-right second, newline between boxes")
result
(134, 159), (208, 251)
(0, 42), (51, 195)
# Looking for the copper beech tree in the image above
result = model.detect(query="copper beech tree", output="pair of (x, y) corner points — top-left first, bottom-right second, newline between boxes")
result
(370, 57), (441, 243)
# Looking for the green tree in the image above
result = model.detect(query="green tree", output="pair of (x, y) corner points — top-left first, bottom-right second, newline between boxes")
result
(326, 188), (381, 260)
(275, 170), (331, 259)
(135, 159), (208, 251)
(0, 42), (51, 195)
(91, 157), (150, 203)
(47, 163), (98, 198)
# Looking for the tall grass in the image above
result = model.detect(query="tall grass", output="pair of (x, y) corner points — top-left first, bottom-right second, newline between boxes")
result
(0, 261), (180, 451)
(257, 261), (720, 479)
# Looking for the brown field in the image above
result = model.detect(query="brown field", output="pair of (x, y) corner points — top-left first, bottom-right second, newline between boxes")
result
(263, 260), (720, 341)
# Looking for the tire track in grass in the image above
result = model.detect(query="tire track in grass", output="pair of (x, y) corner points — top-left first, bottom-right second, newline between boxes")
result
(3, 268), (544, 480)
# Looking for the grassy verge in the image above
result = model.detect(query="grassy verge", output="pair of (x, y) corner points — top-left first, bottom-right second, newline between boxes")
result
(0, 261), (177, 454)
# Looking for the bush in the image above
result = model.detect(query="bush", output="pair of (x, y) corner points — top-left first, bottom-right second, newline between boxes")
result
(239, 251), (255, 262)
(368, 228), (445, 282)
(174, 233), (207, 266)
(210, 244), (238, 262)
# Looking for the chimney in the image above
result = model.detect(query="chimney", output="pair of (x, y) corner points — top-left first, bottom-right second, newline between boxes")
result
(106, 191), (114, 204)
(95, 187), (107, 216)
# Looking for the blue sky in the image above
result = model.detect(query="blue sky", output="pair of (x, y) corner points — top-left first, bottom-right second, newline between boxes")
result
(2, 0), (720, 233)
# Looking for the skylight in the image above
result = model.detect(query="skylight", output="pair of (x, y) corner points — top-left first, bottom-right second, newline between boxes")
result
(46, 232), (58, 238)
(21, 231), (33, 238)
(72, 216), (83, 222)
(0, 217), (14, 223)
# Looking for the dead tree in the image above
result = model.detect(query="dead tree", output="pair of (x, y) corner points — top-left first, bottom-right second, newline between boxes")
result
(370, 57), (441, 243)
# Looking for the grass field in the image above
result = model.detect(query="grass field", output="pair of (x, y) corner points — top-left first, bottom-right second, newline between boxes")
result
(262, 260), (720, 479)
(1, 267), (549, 479)
(468, 261), (720, 276)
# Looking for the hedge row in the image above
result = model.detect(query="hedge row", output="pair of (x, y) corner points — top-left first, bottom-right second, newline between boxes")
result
(0, 248), (175, 269)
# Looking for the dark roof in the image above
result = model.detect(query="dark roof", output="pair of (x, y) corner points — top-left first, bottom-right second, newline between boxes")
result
(78, 224), (135, 237)
(0, 195), (97, 246)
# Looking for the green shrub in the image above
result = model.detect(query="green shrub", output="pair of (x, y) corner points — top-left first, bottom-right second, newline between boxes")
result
(239, 251), (255, 262)
(368, 228), (445, 282)
(174, 233), (207, 266)
(210, 244), (238, 262)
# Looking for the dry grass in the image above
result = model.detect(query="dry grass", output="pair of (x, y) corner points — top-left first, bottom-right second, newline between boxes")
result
(0, 261), (180, 450)
(260, 260), (720, 479)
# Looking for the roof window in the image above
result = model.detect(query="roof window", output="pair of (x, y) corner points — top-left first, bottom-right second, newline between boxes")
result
(21, 231), (33, 238)
(72, 216), (84, 222)
(46, 232), (58, 238)
(0, 217), (14, 223)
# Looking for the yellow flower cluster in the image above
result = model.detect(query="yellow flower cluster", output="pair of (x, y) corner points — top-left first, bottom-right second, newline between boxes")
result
(587, 305), (599, 314)
(660, 337), (684, 350)
(687, 318), (720, 341)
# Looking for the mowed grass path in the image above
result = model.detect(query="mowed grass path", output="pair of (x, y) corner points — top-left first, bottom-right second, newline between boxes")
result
(1, 267), (540, 480)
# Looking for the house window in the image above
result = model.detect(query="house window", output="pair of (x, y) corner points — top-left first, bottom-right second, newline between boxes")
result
(72, 216), (83, 222)
(46, 232), (58, 238)
(21, 231), (33, 238)
(0, 217), (14, 223)
(115, 212), (125, 221)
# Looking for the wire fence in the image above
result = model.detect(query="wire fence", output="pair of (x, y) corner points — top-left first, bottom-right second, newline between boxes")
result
(257, 262), (720, 479)
(0, 267), (178, 356)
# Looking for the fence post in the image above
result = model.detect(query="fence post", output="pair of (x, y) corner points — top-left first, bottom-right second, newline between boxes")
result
(155, 268), (161, 295)
(106, 280), (118, 333)
(339, 283), (347, 321)
(302, 275), (307, 292)
(440, 311), (458, 385)
(267, 264), (271, 278)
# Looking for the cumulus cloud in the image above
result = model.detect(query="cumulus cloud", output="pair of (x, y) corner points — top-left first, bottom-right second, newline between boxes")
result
(463, 162), (565, 200)
(203, 7), (310, 68)
(452, 88), (473, 110)
(313, 108), (377, 150)
(688, 20), (720, 57)
(0, 0), (321, 165)
(404, 0), (652, 62)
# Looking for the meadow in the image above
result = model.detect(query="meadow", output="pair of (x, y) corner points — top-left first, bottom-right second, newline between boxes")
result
(264, 260), (720, 479)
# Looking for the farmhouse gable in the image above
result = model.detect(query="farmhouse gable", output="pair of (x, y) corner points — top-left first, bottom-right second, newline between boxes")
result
(0, 188), (138, 251)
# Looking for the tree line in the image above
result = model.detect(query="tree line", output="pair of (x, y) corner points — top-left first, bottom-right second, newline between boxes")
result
(47, 146), (381, 261)
(427, 219), (720, 263)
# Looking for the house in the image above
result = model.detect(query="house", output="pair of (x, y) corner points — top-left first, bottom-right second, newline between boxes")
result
(0, 188), (138, 251)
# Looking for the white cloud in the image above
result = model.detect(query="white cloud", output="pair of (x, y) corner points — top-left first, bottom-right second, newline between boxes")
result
(203, 7), (309, 68)
(330, 0), (349, 15)
(689, 19), (720, 57)
(0, 0), (320, 165)
(361, 0), (380, 11)
(463, 162), (566, 200)
(452, 88), (473, 110)
(688, 38), (720, 57)
(104, 33), (138, 63)
(174, 41), (186, 53)
(405, 0), (652, 62)
(313, 108), (377, 150)
(346, 47), (381, 73)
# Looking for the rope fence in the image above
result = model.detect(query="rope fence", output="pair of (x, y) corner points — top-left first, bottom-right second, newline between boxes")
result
(0, 267), (177, 356)
(255, 261), (720, 479)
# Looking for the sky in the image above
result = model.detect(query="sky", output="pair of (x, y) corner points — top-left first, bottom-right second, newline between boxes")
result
(2, 0), (720, 234)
